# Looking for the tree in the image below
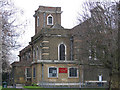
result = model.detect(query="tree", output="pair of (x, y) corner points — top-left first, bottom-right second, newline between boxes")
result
(0, 8), (2, 86)
(77, 1), (119, 89)
(0, 0), (25, 82)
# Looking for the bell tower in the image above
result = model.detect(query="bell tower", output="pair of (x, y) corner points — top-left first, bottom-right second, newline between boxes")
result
(34, 6), (62, 34)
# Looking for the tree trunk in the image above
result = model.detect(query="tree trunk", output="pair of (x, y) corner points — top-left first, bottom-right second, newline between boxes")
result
(111, 73), (119, 90)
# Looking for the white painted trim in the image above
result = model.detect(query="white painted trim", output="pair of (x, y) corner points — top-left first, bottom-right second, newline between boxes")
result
(85, 81), (107, 83)
(31, 60), (79, 65)
(25, 68), (31, 81)
(38, 10), (63, 14)
(42, 41), (49, 43)
(48, 67), (58, 78)
(47, 14), (53, 25)
(58, 43), (67, 61)
(37, 16), (40, 27)
(68, 67), (78, 78)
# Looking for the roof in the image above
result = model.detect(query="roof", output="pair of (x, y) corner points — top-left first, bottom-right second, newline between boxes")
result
(11, 61), (31, 67)
(52, 23), (64, 29)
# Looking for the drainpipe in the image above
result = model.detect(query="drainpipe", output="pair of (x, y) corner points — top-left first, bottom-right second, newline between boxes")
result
(70, 36), (73, 60)
(41, 64), (44, 84)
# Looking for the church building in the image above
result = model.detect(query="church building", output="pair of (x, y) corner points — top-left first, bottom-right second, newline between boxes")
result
(11, 5), (109, 87)
(30, 6), (80, 86)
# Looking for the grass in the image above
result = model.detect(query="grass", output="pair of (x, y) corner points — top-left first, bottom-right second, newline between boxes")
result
(0, 86), (2, 90)
(24, 86), (107, 90)
(1, 88), (22, 90)
(24, 86), (42, 88)
(23, 88), (107, 90)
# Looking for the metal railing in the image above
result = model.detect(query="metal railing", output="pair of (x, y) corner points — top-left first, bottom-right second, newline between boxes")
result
(38, 81), (108, 88)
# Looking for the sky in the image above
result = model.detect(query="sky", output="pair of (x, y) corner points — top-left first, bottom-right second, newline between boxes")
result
(10, 0), (84, 62)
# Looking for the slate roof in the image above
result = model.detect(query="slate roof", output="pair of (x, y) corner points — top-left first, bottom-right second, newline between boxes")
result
(52, 23), (64, 29)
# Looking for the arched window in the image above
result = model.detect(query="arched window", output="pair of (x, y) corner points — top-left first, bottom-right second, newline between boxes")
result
(58, 44), (66, 60)
(47, 14), (53, 25)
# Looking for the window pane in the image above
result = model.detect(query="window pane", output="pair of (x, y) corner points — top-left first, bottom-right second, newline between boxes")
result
(69, 68), (77, 77)
(48, 17), (52, 24)
(59, 44), (65, 60)
(33, 67), (36, 78)
(37, 16), (39, 26)
(49, 67), (57, 77)
(26, 68), (31, 77)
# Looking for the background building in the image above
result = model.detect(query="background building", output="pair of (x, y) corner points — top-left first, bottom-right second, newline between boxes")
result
(11, 45), (32, 85)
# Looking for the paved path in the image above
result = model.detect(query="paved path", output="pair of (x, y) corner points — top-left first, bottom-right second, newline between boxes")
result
(22, 89), (30, 90)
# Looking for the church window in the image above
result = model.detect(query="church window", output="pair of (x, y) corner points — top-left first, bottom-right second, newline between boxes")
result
(48, 67), (58, 78)
(47, 14), (53, 25)
(33, 67), (36, 78)
(58, 44), (66, 60)
(37, 16), (40, 27)
(68, 67), (78, 78)
(25, 68), (31, 78)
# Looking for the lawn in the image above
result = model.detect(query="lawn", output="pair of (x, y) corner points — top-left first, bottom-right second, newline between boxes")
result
(24, 86), (43, 88)
(0, 86), (2, 90)
(23, 86), (107, 90)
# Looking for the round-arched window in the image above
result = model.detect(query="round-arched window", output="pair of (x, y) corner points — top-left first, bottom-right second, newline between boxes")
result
(59, 44), (66, 60)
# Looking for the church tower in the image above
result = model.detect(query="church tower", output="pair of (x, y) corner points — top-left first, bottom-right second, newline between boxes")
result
(31, 6), (79, 86)
(34, 6), (62, 34)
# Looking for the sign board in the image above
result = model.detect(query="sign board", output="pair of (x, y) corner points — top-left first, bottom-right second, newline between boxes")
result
(59, 68), (67, 73)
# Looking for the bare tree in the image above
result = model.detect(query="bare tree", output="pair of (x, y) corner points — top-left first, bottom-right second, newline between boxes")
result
(0, 9), (2, 86)
(0, 0), (25, 82)
(76, 1), (119, 89)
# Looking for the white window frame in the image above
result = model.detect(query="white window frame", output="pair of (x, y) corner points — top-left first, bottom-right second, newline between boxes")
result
(68, 67), (78, 78)
(48, 67), (58, 78)
(25, 68), (31, 81)
(37, 16), (40, 27)
(58, 43), (67, 60)
(47, 14), (53, 25)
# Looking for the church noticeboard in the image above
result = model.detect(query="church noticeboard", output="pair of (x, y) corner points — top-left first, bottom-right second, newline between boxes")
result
(59, 68), (67, 73)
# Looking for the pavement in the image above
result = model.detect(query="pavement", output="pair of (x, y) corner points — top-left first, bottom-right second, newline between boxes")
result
(7, 84), (23, 88)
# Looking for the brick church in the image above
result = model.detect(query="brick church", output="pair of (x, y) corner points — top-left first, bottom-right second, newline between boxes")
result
(10, 6), (109, 87)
